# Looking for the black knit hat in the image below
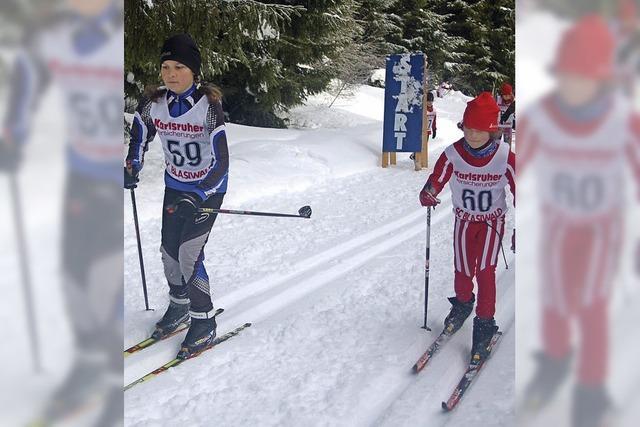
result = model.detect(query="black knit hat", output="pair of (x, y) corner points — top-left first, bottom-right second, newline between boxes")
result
(160, 34), (201, 76)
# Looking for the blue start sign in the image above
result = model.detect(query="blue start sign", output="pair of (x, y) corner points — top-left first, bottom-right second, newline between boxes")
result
(382, 53), (426, 153)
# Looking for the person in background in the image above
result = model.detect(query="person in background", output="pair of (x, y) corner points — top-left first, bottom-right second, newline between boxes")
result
(496, 83), (515, 145)
(426, 91), (437, 141)
(411, 91), (437, 170)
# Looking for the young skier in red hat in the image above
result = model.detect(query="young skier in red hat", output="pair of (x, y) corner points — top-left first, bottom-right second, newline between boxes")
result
(419, 92), (515, 362)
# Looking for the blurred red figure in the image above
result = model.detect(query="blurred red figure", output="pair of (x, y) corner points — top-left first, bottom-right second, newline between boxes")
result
(496, 83), (515, 145)
(518, 14), (640, 426)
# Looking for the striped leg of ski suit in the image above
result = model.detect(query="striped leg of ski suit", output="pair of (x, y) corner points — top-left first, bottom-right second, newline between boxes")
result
(453, 215), (506, 319)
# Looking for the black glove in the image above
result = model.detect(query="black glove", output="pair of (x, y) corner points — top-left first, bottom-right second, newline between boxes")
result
(431, 129), (436, 139)
(456, 121), (463, 130)
(124, 167), (139, 189)
(0, 139), (22, 173)
(169, 192), (202, 219)
(124, 160), (141, 189)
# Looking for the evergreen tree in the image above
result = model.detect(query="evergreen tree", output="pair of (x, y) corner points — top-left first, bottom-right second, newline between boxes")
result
(323, 0), (398, 103)
(125, 0), (516, 125)
(383, 0), (463, 90)
(432, 0), (514, 95)
(125, 0), (356, 127)
(356, 0), (403, 55)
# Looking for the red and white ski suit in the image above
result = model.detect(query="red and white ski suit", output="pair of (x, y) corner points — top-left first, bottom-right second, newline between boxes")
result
(425, 105), (437, 137)
(426, 139), (516, 319)
(519, 94), (640, 385)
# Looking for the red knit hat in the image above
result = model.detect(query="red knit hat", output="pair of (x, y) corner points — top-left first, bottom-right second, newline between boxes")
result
(463, 92), (500, 132)
(500, 83), (513, 96)
(553, 14), (614, 79)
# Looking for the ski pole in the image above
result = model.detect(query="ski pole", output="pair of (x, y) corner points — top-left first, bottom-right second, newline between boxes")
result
(194, 205), (313, 219)
(9, 174), (42, 372)
(130, 188), (151, 311)
(422, 206), (432, 331)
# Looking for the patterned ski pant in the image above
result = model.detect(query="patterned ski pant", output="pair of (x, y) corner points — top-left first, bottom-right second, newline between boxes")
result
(161, 187), (224, 315)
(63, 172), (123, 352)
(453, 216), (506, 319)
(540, 213), (621, 385)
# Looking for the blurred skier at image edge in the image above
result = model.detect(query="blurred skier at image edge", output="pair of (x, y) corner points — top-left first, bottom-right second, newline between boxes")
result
(0, 0), (124, 425)
(419, 92), (516, 363)
(613, 0), (640, 99)
(124, 33), (230, 360)
(496, 82), (515, 145)
(517, 14), (640, 427)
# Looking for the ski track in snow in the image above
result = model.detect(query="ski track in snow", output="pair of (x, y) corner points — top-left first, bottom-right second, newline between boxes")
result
(370, 262), (515, 427)
(124, 192), (454, 382)
(124, 87), (515, 426)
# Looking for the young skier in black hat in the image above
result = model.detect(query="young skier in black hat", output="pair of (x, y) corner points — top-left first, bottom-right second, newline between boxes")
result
(125, 34), (229, 358)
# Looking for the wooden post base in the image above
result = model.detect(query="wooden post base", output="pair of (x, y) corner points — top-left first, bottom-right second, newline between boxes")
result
(382, 151), (397, 168)
(421, 137), (429, 168)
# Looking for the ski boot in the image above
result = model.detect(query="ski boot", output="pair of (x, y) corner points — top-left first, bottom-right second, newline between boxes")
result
(572, 384), (612, 427)
(443, 294), (475, 335)
(520, 351), (572, 413)
(470, 316), (499, 363)
(152, 298), (190, 340)
(177, 309), (219, 359)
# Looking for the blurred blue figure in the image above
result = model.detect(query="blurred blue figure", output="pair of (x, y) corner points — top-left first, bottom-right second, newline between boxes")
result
(1, 0), (123, 425)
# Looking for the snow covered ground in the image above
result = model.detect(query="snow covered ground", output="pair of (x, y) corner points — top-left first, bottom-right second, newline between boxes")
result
(124, 86), (516, 426)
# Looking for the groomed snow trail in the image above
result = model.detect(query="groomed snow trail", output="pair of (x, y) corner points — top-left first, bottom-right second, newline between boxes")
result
(124, 87), (515, 426)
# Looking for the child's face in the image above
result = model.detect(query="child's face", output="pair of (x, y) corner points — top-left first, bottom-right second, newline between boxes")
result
(66, 0), (112, 16)
(426, 101), (433, 108)
(556, 72), (601, 107)
(161, 60), (195, 94)
(502, 94), (513, 102)
(463, 126), (491, 148)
